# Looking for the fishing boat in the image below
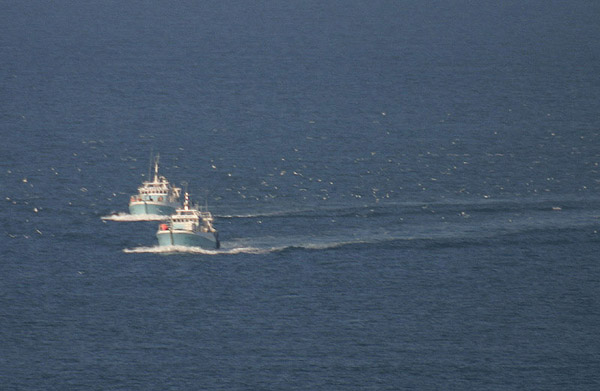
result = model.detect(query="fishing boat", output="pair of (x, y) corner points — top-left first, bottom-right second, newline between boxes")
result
(129, 154), (182, 216)
(156, 192), (220, 249)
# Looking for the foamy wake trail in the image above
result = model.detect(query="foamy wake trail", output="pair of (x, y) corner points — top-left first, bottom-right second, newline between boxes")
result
(101, 213), (168, 222)
(122, 238), (376, 255)
(123, 245), (271, 254)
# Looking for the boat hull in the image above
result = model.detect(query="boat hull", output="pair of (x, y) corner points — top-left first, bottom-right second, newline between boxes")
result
(156, 230), (220, 249)
(129, 201), (178, 216)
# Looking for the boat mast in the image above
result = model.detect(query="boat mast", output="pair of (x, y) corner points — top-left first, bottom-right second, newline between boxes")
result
(147, 148), (153, 182)
(153, 154), (160, 182)
(183, 192), (189, 210)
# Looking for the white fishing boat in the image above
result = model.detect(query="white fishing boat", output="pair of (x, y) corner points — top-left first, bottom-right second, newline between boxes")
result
(129, 154), (181, 216)
(156, 192), (220, 249)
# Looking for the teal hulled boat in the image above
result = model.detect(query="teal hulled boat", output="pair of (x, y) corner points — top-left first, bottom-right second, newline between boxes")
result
(156, 192), (220, 249)
(129, 155), (181, 216)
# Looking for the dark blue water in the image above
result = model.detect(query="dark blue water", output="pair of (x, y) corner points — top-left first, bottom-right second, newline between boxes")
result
(2, 1), (600, 389)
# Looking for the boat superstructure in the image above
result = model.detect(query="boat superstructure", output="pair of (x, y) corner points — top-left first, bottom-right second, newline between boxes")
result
(129, 155), (181, 216)
(156, 192), (220, 249)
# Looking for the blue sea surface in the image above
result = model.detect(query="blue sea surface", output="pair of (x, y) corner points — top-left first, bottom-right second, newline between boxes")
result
(2, 1), (600, 389)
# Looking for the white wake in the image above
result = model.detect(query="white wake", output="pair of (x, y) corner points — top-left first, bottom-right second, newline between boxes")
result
(122, 237), (377, 255)
(123, 245), (269, 255)
(101, 213), (168, 222)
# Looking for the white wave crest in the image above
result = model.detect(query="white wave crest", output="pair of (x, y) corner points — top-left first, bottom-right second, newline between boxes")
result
(101, 213), (168, 222)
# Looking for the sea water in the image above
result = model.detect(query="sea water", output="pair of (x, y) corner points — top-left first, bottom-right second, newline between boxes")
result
(1, 1), (600, 389)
